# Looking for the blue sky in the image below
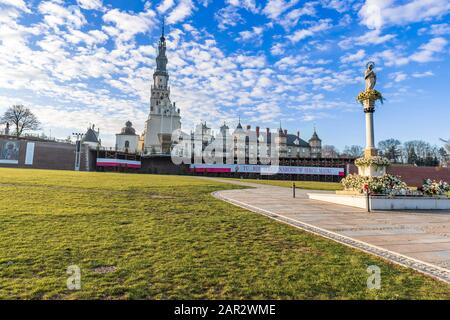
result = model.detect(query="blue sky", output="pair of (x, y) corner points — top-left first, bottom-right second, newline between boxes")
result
(0, 0), (449, 149)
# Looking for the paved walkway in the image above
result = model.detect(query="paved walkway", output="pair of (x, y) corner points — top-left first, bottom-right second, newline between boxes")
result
(206, 178), (450, 284)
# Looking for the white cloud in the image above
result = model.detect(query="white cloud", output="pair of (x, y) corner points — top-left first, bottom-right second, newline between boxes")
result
(359, 0), (450, 30)
(280, 2), (316, 29)
(103, 8), (156, 42)
(410, 37), (448, 62)
(157, 0), (175, 14)
(338, 29), (395, 49)
(374, 48), (409, 66)
(39, 1), (87, 30)
(226, 0), (259, 13)
(64, 29), (108, 47)
(320, 0), (355, 13)
(77, 0), (103, 10)
(355, 29), (395, 45)
(412, 71), (434, 78)
(287, 19), (332, 43)
(341, 49), (365, 64)
(270, 43), (285, 56)
(167, 0), (195, 25)
(263, 0), (299, 20)
(430, 23), (450, 35)
(214, 6), (244, 30)
(373, 37), (447, 66)
(390, 72), (407, 82)
(0, 0), (30, 13)
(424, 23), (450, 36)
(274, 56), (300, 69)
(238, 26), (265, 45)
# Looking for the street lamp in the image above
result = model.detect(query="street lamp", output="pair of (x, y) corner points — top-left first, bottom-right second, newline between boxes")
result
(72, 132), (84, 171)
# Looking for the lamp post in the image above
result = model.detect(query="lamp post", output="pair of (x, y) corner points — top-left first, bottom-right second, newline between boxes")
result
(363, 183), (371, 212)
(72, 132), (84, 171)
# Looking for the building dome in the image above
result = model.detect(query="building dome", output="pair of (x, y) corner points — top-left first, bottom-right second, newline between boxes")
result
(120, 121), (137, 135)
(309, 129), (321, 142)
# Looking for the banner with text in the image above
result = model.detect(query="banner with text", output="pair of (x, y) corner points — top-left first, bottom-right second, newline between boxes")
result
(190, 164), (345, 176)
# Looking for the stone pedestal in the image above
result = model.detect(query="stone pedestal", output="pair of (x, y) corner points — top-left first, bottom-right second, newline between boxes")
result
(357, 163), (386, 177)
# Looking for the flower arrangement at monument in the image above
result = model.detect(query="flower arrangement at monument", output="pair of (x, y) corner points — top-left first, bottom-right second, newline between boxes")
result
(354, 156), (390, 168)
(356, 89), (384, 105)
(341, 174), (407, 195)
(420, 179), (450, 196)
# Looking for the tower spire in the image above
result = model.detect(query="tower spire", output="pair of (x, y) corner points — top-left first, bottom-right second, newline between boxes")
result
(155, 17), (168, 73)
(161, 16), (165, 38)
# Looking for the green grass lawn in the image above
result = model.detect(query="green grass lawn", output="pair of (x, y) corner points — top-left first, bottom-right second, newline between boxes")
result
(0, 168), (449, 299)
(229, 177), (343, 191)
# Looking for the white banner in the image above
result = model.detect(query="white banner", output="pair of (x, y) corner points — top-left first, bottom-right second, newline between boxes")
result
(25, 142), (35, 165)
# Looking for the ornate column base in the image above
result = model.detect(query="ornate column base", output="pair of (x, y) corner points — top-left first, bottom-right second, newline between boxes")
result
(355, 155), (390, 177)
(364, 148), (378, 158)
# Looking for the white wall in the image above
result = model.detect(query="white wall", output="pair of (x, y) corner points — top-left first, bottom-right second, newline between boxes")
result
(116, 134), (139, 153)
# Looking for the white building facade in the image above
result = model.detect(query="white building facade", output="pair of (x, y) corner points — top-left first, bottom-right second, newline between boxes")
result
(116, 121), (139, 153)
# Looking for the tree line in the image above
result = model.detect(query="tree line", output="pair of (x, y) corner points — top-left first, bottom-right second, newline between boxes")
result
(322, 139), (449, 167)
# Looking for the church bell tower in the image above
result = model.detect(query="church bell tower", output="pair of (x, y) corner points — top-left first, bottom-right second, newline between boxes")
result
(143, 19), (181, 155)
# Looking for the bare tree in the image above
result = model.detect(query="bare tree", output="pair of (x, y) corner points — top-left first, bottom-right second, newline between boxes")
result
(378, 139), (402, 163)
(439, 138), (450, 166)
(440, 138), (450, 152)
(0, 105), (41, 137)
(403, 140), (440, 166)
(342, 145), (363, 158)
(321, 145), (339, 158)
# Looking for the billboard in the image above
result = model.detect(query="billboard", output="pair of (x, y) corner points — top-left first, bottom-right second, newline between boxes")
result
(189, 164), (345, 176)
(0, 140), (19, 164)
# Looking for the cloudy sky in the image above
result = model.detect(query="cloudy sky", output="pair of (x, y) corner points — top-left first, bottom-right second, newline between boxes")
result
(0, 0), (449, 149)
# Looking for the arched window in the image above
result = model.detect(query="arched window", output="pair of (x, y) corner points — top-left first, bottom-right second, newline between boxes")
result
(125, 141), (130, 148)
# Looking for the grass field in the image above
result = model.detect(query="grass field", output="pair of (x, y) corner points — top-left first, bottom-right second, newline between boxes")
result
(228, 178), (343, 190)
(0, 168), (449, 299)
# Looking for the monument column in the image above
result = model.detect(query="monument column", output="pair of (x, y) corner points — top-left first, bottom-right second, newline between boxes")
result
(355, 62), (388, 177)
(363, 99), (376, 158)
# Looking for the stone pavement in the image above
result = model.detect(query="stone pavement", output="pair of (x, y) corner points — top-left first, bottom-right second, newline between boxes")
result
(205, 178), (450, 284)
